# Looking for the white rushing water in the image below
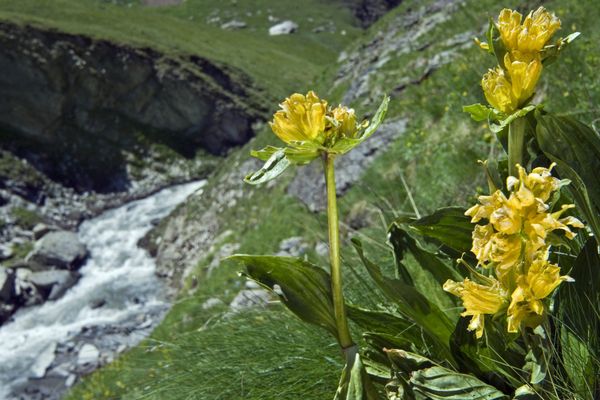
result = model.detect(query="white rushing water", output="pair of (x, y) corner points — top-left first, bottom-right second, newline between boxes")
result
(0, 181), (205, 397)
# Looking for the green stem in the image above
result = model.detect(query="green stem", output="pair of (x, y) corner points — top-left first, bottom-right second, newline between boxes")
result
(508, 116), (526, 177)
(324, 153), (354, 358)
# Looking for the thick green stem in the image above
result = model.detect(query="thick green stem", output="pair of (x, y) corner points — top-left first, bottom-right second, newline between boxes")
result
(324, 153), (354, 357)
(508, 116), (526, 177)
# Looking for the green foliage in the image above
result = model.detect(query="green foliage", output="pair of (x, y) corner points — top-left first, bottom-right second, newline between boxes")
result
(230, 255), (339, 341)
(10, 207), (43, 230)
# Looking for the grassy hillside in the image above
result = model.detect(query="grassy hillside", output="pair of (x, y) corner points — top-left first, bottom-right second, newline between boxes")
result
(3, 0), (599, 398)
(0, 0), (360, 100)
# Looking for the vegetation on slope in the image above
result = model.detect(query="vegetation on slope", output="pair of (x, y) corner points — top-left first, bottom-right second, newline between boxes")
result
(3, 0), (598, 398)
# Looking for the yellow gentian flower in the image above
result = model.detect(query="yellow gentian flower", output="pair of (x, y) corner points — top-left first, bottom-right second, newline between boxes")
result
(270, 91), (328, 144)
(329, 105), (358, 138)
(503, 53), (542, 107)
(507, 258), (571, 332)
(497, 7), (561, 54)
(444, 278), (508, 338)
(482, 67), (517, 114)
(517, 7), (561, 53)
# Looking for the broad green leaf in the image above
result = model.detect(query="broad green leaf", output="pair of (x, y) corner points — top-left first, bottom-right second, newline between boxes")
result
(395, 207), (473, 257)
(329, 96), (390, 155)
(410, 366), (508, 400)
(347, 305), (420, 339)
(389, 223), (462, 286)
(244, 149), (290, 185)
(534, 113), (600, 240)
(227, 255), (338, 340)
(557, 238), (600, 356)
(463, 103), (496, 122)
(351, 239), (456, 363)
(560, 326), (596, 399)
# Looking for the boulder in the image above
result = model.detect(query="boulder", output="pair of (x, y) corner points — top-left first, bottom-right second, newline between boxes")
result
(229, 289), (271, 312)
(26, 231), (88, 270)
(221, 20), (247, 30)
(77, 343), (100, 366)
(32, 223), (53, 240)
(0, 268), (15, 302)
(27, 270), (81, 300)
(268, 20), (298, 36)
(30, 342), (57, 378)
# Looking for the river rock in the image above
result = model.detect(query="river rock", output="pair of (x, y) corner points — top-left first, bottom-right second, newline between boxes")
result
(221, 20), (247, 30)
(26, 231), (88, 270)
(0, 268), (15, 301)
(77, 343), (100, 366)
(229, 289), (271, 312)
(31, 342), (57, 378)
(27, 270), (81, 300)
(268, 20), (298, 36)
(32, 223), (53, 240)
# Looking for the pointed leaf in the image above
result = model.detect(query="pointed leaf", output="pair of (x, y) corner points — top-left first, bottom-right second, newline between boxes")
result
(244, 149), (290, 185)
(227, 255), (338, 340)
(351, 239), (456, 363)
(329, 96), (389, 155)
(410, 366), (508, 400)
(395, 207), (473, 257)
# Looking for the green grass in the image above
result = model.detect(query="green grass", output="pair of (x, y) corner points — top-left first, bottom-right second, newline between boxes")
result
(0, 0), (360, 100)
(19, 0), (599, 398)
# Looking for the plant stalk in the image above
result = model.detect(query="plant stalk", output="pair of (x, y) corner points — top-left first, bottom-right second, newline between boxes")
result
(508, 116), (526, 177)
(324, 153), (355, 360)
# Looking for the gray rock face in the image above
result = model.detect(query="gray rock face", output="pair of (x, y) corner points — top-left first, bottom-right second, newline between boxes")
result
(276, 236), (309, 257)
(0, 22), (264, 192)
(27, 231), (88, 270)
(268, 20), (298, 36)
(287, 119), (407, 211)
(27, 270), (80, 300)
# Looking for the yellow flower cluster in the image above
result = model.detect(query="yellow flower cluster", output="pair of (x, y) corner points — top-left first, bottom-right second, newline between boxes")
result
(270, 91), (360, 146)
(444, 165), (583, 338)
(481, 7), (560, 114)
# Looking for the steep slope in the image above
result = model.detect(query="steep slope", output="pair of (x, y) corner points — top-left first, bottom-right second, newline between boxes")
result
(3, 0), (599, 398)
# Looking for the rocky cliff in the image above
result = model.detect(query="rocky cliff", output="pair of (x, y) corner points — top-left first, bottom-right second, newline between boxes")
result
(0, 22), (266, 193)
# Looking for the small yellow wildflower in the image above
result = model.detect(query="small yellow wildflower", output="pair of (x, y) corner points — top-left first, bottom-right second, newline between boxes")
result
(507, 258), (571, 332)
(443, 278), (508, 338)
(481, 67), (517, 114)
(329, 105), (358, 138)
(503, 53), (542, 106)
(497, 7), (561, 54)
(270, 91), (328, 144)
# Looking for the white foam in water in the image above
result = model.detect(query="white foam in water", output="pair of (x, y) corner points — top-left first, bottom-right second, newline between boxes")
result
(0, 181), (205, 397)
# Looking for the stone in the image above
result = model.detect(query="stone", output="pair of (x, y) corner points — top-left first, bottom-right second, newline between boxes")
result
(27, 270), (81, 300)
(0, 268), (15, 302)
(65, 374), (77, 387)
(26, 231), (88, 270)
(0, 244), (13, 260)
(77, 343), (100, 366)
(276, 236), (309, 257)
(30, 342), (57, 378)
(201, 297), (224, 310)
(221, 20), (247, 30)
(315, 241), (329, 258)
(229, 289), (271, 312)
(268, 20), (298, 36)
(32, 223), (52, 240)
